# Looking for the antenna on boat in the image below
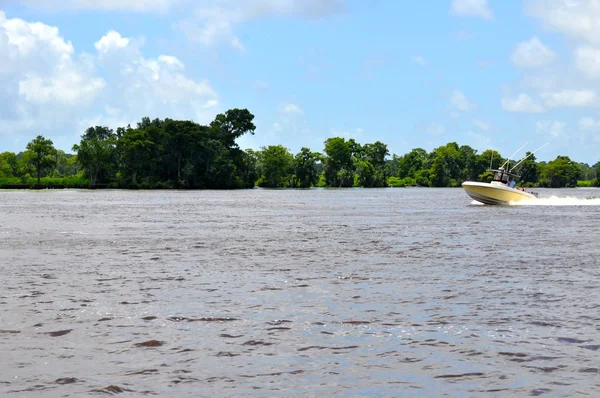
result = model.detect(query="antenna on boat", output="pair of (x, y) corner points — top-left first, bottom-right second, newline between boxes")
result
(489, 151), (493, 170)
(500, 142), (528, 169)
(509, 142), (549, 172)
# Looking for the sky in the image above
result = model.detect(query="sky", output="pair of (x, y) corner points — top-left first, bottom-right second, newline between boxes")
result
(0, 0), (600, 164)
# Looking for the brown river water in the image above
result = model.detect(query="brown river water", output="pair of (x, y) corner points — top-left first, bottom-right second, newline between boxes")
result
(1, 187), (600, 397)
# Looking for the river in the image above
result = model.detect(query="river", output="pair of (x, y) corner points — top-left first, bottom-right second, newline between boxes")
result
(1, 187), (600, 397)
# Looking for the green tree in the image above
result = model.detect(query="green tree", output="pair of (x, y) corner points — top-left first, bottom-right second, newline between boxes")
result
(53, 150), (78, 177)
(323, 137), (353, 187)
(577, 162), (596, 181)
(72, 126), (117, 187)
(361, 141), (389, 187)
(397, 148), (428, 179)
(240, 149), (260, 188)
(538, 155), (581, 187)
(513, 151), (539, 185)
(161, 119), (204, 186)
(293, 147), (322, 188)
(116, 127), (157, 186)
(428, 143), (462, 187)
(459, 144), (478, 181)
(209, 108), (256, 149)
(0, 152), (19, 177)
(354, 160), (376, 187)
(24, 135), (57, 187)
(257, 145), (294, 188)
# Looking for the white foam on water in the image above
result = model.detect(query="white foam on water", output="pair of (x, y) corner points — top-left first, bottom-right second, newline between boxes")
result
(511, 196), (600, 206)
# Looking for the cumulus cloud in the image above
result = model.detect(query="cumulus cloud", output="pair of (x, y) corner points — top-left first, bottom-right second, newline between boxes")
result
(4, 0), (180, 13)
(511, 37), (555, 68)
(540, 89), (597, 108)
(5, 0), (346, 51)
(526, 0), (600, 45)
(450, 0), (493, 20)
(0, 12), (105, 130)
(501, 94), (546, 113)
(574, 46), (600, 79)
(0, 13), (219, 150)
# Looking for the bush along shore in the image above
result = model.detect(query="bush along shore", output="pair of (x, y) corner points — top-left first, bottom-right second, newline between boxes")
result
(1, 108), (599, 190)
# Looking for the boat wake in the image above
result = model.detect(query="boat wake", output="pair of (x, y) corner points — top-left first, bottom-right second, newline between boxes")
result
(510, 196), (600, 206)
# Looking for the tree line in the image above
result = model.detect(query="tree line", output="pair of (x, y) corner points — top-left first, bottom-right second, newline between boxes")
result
(1, 108), (599, 189)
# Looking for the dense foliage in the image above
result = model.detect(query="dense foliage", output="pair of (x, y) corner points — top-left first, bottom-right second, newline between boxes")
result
(1, 108), (599, 189)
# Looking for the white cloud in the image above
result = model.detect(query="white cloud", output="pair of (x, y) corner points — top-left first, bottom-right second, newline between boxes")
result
(0, 14), (220, 149)
(177, 0), (346, 50)
(575, 46), (600, 79)
(410, 55), (427, 67)
(157, 54), (184, 69)
(511, 37), (556, 68)
(536, 120), (567, 138)
(540, 89), (597, 108)
(426, 122), (445, 135)
(8, 0), (180, 13)
(280, 102), (304, 115)
(473, 119), (491, 131)
(0, 13), (105, 111)
(450, 89), (476, 112)
(501, 94), (546, 113)
(527, 0), (600, 45)
(94, 30), (130, 53)
(19, 72), (105, 106)
(93, 30), (218, 123)
(7, 0), (345, 51)
(450, 0), (493, 20)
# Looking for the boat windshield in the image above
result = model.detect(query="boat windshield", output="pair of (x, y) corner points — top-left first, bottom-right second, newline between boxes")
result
(493, 171), (503, 181)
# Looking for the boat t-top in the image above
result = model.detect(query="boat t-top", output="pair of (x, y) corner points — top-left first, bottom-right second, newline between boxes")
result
(462, 143), (546, 205)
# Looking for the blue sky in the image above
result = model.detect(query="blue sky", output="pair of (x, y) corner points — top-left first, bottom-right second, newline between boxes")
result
(1, 0), (599, 164)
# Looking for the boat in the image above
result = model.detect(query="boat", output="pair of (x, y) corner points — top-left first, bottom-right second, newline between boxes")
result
(462, 167), (537, 205)
(462, 143), (545, 205)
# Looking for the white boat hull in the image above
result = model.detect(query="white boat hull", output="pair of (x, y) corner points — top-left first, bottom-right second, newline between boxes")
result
(462, 181), (537, 205)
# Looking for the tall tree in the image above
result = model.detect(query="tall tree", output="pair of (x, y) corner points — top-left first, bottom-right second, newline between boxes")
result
(361, 141), (389, 187)
(72, 126), (117, 187)
(539, 155), (581, 187)
(116, 128), (157, 185)
(397, 148), (428, 179)
(257, 145), (294, 188)
(24, 135), (57, 187)
(209, 108), (256, 149)
(0, 152), (19, 178)
(323, 137), (353, 187)
(293, 147), (322, 188)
